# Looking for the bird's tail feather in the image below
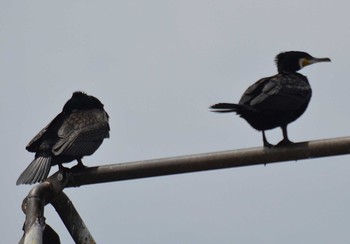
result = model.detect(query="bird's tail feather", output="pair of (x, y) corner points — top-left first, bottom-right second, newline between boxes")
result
(210, 103), (241, 113)
(16, 157), (51, 185)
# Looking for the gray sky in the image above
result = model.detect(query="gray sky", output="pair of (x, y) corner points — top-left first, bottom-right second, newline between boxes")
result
(2, 0), (350, 243)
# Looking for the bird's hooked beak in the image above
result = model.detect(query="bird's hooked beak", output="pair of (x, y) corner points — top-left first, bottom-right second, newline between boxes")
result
(300, 56), (331, 68)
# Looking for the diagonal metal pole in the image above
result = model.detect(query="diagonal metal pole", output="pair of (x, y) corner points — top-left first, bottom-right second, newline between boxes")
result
(66, 136), (350, 187)
(51, 192), (95, 244)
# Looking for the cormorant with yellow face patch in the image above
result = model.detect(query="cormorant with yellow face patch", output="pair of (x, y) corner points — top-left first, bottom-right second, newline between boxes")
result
(211, 51), (331, 147)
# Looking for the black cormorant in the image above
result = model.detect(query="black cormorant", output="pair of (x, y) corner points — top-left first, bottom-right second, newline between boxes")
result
(210, 51), (331, 147)
(16, 91), (110, 185)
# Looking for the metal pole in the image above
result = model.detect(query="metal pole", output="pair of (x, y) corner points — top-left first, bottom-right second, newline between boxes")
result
(51, 192), (96, 244)
(66, 136), (350, 187)
(19, 173), (70, 243)
(20, 182), (51, 244)
(19, 135), (350, 242)
(19, 172), (96, 243)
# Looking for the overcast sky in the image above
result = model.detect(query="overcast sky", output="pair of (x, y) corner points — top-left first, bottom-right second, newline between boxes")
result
(2, 0), (350, 243)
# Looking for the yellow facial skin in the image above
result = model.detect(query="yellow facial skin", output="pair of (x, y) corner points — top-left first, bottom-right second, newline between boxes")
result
(299, 57), (331, 68)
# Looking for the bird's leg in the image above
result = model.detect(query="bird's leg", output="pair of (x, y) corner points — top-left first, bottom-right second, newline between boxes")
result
(262, 131), (273, 148)
(58, 163), (69, 172)
(77, 159), (86, 167)
(71, 158), (87, 171)
(276, 125), (293, 146)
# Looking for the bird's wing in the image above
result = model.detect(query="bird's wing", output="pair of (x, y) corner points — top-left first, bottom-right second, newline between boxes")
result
(26, 113), (66, 152)
(239, 77), (271, 105)
(52, 109), (110, 156)
(240, 75), (311, 111)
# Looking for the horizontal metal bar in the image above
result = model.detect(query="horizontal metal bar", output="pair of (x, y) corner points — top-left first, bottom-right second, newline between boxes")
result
(66, 136), (350, 187)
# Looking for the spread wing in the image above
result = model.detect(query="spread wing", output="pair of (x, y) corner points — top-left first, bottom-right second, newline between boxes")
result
(239, 74), (312, 111)
(52, 109), (110, 157)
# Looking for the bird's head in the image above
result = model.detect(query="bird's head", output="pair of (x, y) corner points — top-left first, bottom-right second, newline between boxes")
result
(275, 51), (331, 73)
(62, 91), (105, 112)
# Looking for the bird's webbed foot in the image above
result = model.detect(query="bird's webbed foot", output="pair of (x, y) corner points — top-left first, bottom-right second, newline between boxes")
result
(58, 163), (70, 173)
(275, 126), (294, 147)
(263, 141), (273, 148)
(275, 138), (293, 147)
(71, 159), (87, 172)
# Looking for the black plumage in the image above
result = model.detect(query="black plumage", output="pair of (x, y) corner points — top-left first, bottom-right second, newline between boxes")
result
(17, 91), (110, 185)
(211, 51), (331, 147)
